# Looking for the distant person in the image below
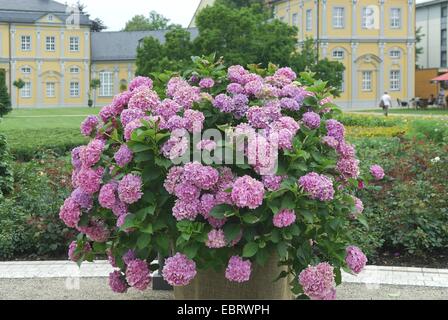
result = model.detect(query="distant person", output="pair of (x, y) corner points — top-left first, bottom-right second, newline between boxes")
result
(428, 94), (435, 106)
(438, 88), (445, 107)
(380, 92), (392, 117)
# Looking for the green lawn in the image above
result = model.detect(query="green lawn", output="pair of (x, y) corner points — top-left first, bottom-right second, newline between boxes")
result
(0, 107), (100, 160)
(353, 107), (448, 115)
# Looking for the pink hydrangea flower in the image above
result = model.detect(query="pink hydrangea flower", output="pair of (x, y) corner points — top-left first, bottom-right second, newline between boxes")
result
(225, 256), (252, 283)
(70, 188), (93, 210)
(262, 175), (285, 191)
(273, 209), (296, 228)
(302, 112), (321, 130)
(109, 271), (128, 293)
(128, 87), (160, 112)
(59, 197), (81, 228)
(80, 139), (105, 168)
(129, 76), (153, 91)
(299, 262), (336, 300)
(183, 109), (205, 133)
(125, 259), (151, 291)
(114, 145), (133, 167)
(172, 199), (200, 221)
(164, 166), (184, 194)
(80, 115), (99, 137)
(206, 229), (226, 248)
(350, 196), (364, 219)
(231, 176), (265, 209)
(174, 182), (201, 201)
(336, 157), (360, 179)
(120, 108), (145, 128)
(370, 165), (385, 180)
(76, 167), (104, 194)
(326, 119), (345, 142)
(99, 182), (118, 209)
(213, 94), (235, 113)
(345, 246), (367, 274)
(227, 83), (244, 95)
(68, 241), (91, 262)
(162, 253), (197, 286)
(77, 219), (110, 243)
(227, 65), (249, 84)
(274, 67), (297, 82)
(196, 139), (217, 152)
(322, 136), (339, 149)
(123, 250), (137, 265)
(118, 174), (143, 204)
(199, 78), (215, 89)
(298, 172), (334, 201)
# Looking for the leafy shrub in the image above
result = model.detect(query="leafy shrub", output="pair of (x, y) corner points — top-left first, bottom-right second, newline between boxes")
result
(336, 114), (405, 128)
(407, 119), (448, 144)
(0, 153), (73, 260)
(0, 134), (13, 197)
(0, 69), (12, 117)
(352, 136), (448, 259)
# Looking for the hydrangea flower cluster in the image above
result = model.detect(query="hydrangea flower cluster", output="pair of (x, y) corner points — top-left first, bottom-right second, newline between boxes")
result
(299, 262), (336, 300)
(62, 63), (381, 298)
(345, 246), (367, 274)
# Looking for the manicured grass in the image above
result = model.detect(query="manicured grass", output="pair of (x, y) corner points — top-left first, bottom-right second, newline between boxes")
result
(1, 107), (99, 160)
(353, 108), (448, 115)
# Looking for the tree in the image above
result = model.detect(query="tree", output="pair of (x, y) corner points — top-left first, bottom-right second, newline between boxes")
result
(13, 79), (25, 109)
(415, 26), (425, 68)
(0, 69), (11, 117)
(76, 1), (107, 32)
(136, 37), (165, 75)
(194, 4), (297, 67)
(89, 79), (101, 108)
(289, 38), (345, 96)
(124, 11), (170, 31)
(216, 0), (265, 9)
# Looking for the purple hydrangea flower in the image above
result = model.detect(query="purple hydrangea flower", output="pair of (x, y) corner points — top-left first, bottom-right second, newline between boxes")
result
(129, 76), (153, 91)
(114, 145), (133, 167)
(370, 165), (385, 180)
(109, 271), (128, 293)
(162, 253), (197, 286)
(213, 94), (235, 113)
(326, 119), (345, 142)
(80, 115), (99, 137)
(172, 199), (200, 221)
(125, 259), (151, 291)
(199, 78), (215, 89)
(206, 229), (226, 249)
(302, 112), (321, 130)
(225, 256), (252, 283)
(273, 209), (296, 228)
(99, 182), (118, 209)
(299, 262), (336, 300)
(345, 246), (367, 274)
(298, 172), (334, 201)
(231, 176), (265, 209)
(336, 157), (360, 179)
(76, 167), (104, 195)
(118, 174), (143, 204)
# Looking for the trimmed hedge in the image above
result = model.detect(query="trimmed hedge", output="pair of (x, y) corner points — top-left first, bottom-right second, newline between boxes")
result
(0, 134), (13, 197)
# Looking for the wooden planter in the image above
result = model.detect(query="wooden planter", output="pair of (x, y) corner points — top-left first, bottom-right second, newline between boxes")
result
(174, 256), (293, 300)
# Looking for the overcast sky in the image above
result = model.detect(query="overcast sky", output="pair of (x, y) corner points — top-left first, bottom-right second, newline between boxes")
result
(71, 0), (202, 31)
(73, 0), (431, 32)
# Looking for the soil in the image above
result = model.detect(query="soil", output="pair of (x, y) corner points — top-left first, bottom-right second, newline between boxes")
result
(373, 249), (448, 269)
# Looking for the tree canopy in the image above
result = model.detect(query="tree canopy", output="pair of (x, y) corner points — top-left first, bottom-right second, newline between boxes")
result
(124, 11), (170, 31)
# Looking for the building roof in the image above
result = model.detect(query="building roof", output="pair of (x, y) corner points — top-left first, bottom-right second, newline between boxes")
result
(91, 29), (199, 62)
(417, 0), (448, 8)
(0, 0), (91, 25)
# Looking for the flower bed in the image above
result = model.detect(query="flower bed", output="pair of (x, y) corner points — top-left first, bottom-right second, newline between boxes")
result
(60, 58), (384, 299)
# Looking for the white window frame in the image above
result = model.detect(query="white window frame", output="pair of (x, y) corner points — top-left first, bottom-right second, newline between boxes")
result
(390, 8), (401, 29)
(69, 36), (80, 52)
(21, 82), (32, 98)
(333, 7), (345, 29)
(332, 49), (344, 59)
(21, 67), (31, 74)
(48, 14), (54, 21)
(46, 82), (56, 97)
(99, 71), (114, 97)
(21, 35), (31, 51)
(46, 36), (55, 51)
(390, 70), (401, 91)
(362, 71), (372, 91)
(306, 9), (312, 31)
(390, 50), (401, 59)
(70, 66), (80, 74)
(362, 7), (375, 29)
(292, 13), (299, 26)
(70, 81), (80, 97)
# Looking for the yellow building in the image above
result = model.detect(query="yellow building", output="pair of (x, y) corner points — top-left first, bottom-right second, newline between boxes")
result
(191, 0), (416, 109)
(0, 0), (197, 108)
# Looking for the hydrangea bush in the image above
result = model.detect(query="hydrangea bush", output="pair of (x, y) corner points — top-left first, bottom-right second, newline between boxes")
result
(62, 56), (384, 299)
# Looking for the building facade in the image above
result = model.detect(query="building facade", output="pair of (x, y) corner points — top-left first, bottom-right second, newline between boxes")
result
(0, 0), (197, 108)
(191, 0), (416, 109)
(416, 0), (448, 69)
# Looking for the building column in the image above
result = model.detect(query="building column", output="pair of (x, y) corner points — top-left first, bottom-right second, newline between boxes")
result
(352, 0), (358, 39)
(11, 60), (16, 107)
(378, 42), (385, 99)
(321, 42), (328, 58)
(407, 0), (414, 41)
(322, 0), (327, 39)
(314, 0), (318, 39)
(59, 61), (65, 107)
(37, 60), (43, 107)
(60, 31), (65, 59)
(379, 0), (385, 39)
(84, 60), (90, 105)
(287, 1), (291, 24)
(128, 63), (133, 85)
(36, 28), (41, 58)
(407, 42), (415, 101)
(10, 27), (16, 59)
(350, 42), (358, 109)
(114, 66), (119, 95)
(84, 31), (90, 61)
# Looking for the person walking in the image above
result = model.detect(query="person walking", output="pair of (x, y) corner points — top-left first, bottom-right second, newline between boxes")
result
(380, 92), (392, 116)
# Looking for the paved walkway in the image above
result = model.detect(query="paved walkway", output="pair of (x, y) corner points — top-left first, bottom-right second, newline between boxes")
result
(1, 261), (448, 288)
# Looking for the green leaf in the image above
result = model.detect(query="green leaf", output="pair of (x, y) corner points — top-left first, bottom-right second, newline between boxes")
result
(140, 223), (153, 234)
(335, 268), (342, 285)
(242, 214), (259, 224)
(223, 223), (241, 242)
(129, 143), (152, 153)
(183, 243), (200, 259)
(92, 242), (106, 253)
(357, 215), (369, 230)
(242, 242), (259, 258)
(277, 242), (288, 259)
(210, 204), (233, 219)
(155, 235), (170, 254)
(137, 233), (151, 249)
